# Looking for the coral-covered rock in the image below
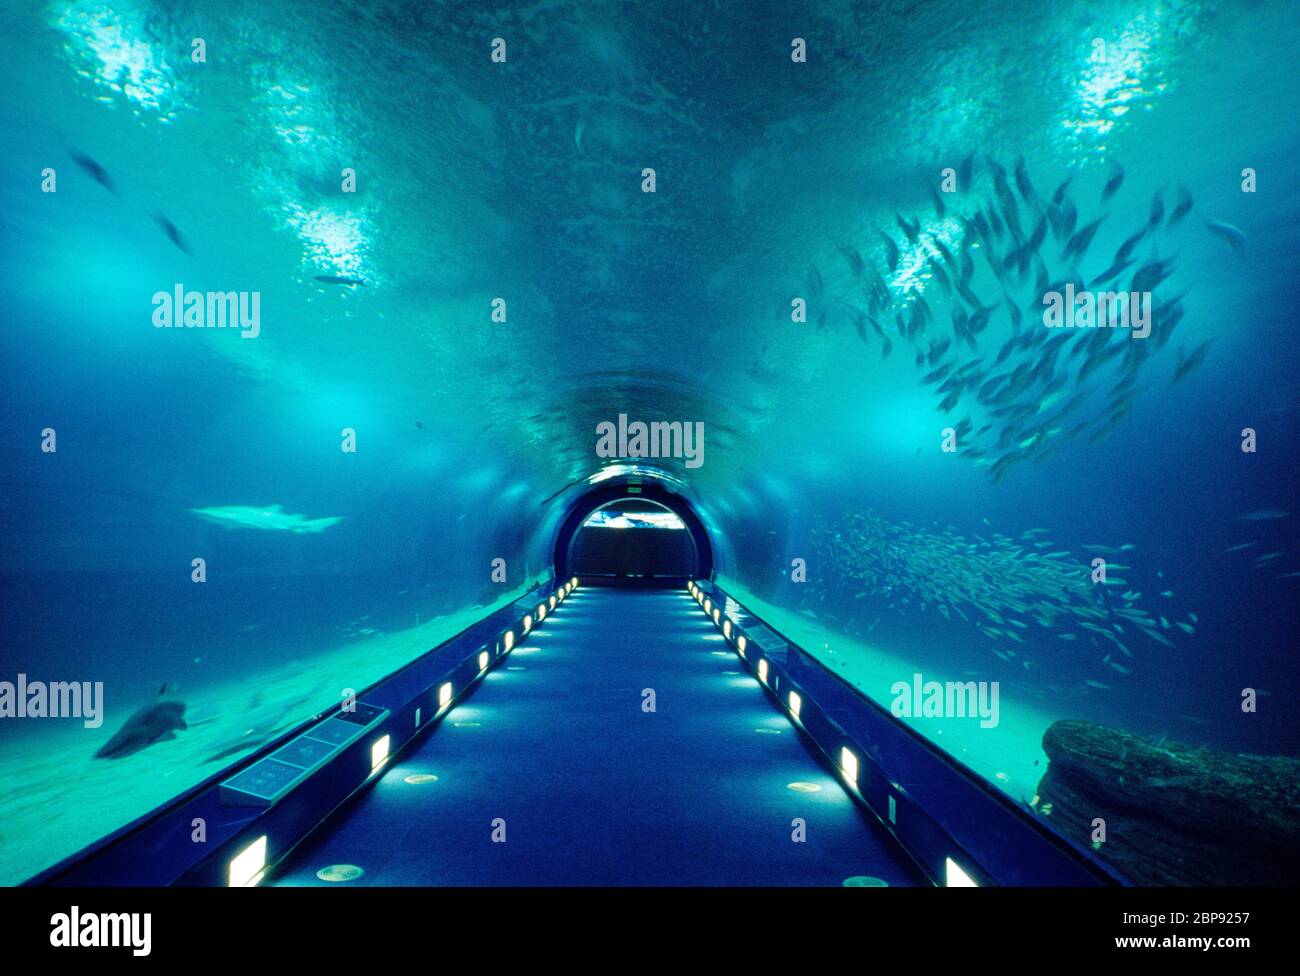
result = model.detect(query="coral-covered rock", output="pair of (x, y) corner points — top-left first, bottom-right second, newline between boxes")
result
(1035, 719), (1300, 886)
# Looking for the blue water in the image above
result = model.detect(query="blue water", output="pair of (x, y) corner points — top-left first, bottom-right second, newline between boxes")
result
(0, 0), (1297, 885)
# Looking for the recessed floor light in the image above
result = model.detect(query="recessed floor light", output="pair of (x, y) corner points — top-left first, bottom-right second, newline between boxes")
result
(842, 876), (888, 887)
(228, 836), (267, 888)
(507, 665), (526, 671)
(317, 864), (365, 882)
(404, 773), (439, 784)
(787, 782), (822, 793)
(454, 721), (481, 728)
(755, 728), (782, 735)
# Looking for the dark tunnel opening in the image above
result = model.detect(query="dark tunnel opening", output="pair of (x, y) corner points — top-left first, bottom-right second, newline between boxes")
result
(552, 480), (714, 586)
(569, 499), (696, 581)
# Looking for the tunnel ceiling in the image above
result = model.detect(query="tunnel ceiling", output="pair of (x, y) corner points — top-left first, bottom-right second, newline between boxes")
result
(0, 0), (1293, 558)
(3, 0), (1264, 524)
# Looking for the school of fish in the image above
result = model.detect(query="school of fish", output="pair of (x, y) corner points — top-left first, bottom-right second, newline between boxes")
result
(811, 510), (1206, 685)
(823, 155), (1238, 482)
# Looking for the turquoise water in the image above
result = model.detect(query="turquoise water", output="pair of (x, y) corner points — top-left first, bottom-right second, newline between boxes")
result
(1, 0), (1297, 885)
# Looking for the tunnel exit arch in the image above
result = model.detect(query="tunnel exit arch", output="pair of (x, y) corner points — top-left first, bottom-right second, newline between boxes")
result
(553, 480), (714, 584)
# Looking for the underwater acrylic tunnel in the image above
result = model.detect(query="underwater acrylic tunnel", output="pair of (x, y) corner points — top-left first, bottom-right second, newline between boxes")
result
(13, 475), (1115, 890)
(0, 0), (1297, 960)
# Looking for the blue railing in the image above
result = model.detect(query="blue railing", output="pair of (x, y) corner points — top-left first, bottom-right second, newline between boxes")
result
(689, 579), (1124, 887)
(26, 578), (577, 887)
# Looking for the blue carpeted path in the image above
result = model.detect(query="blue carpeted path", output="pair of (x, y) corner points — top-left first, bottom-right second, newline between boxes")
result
(272, 588), (925, 886)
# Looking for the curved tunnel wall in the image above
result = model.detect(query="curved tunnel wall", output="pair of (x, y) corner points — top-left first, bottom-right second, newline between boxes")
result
(0, 0), (1297, 890)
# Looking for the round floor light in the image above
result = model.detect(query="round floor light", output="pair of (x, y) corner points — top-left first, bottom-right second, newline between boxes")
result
(317, 864), (365, 882)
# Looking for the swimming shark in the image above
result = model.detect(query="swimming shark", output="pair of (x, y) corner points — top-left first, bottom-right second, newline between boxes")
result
(95, 688), (187, 759)
(189, 504), (344, 534)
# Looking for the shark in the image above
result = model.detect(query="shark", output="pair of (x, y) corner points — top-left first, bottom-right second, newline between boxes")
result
(95, 687), (187, 759)
(189, 504), (344, 534)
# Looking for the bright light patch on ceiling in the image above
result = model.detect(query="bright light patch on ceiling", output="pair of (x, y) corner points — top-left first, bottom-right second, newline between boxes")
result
(1059, 4), (1189, 150)
(587, 465), (628, 485)
(585, 464), (688, 489)
(53, 0), (181, 119)
(265, 82), (325, 149)
(1067, 33), (1153, 140)
(282, 204), (370, 279)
